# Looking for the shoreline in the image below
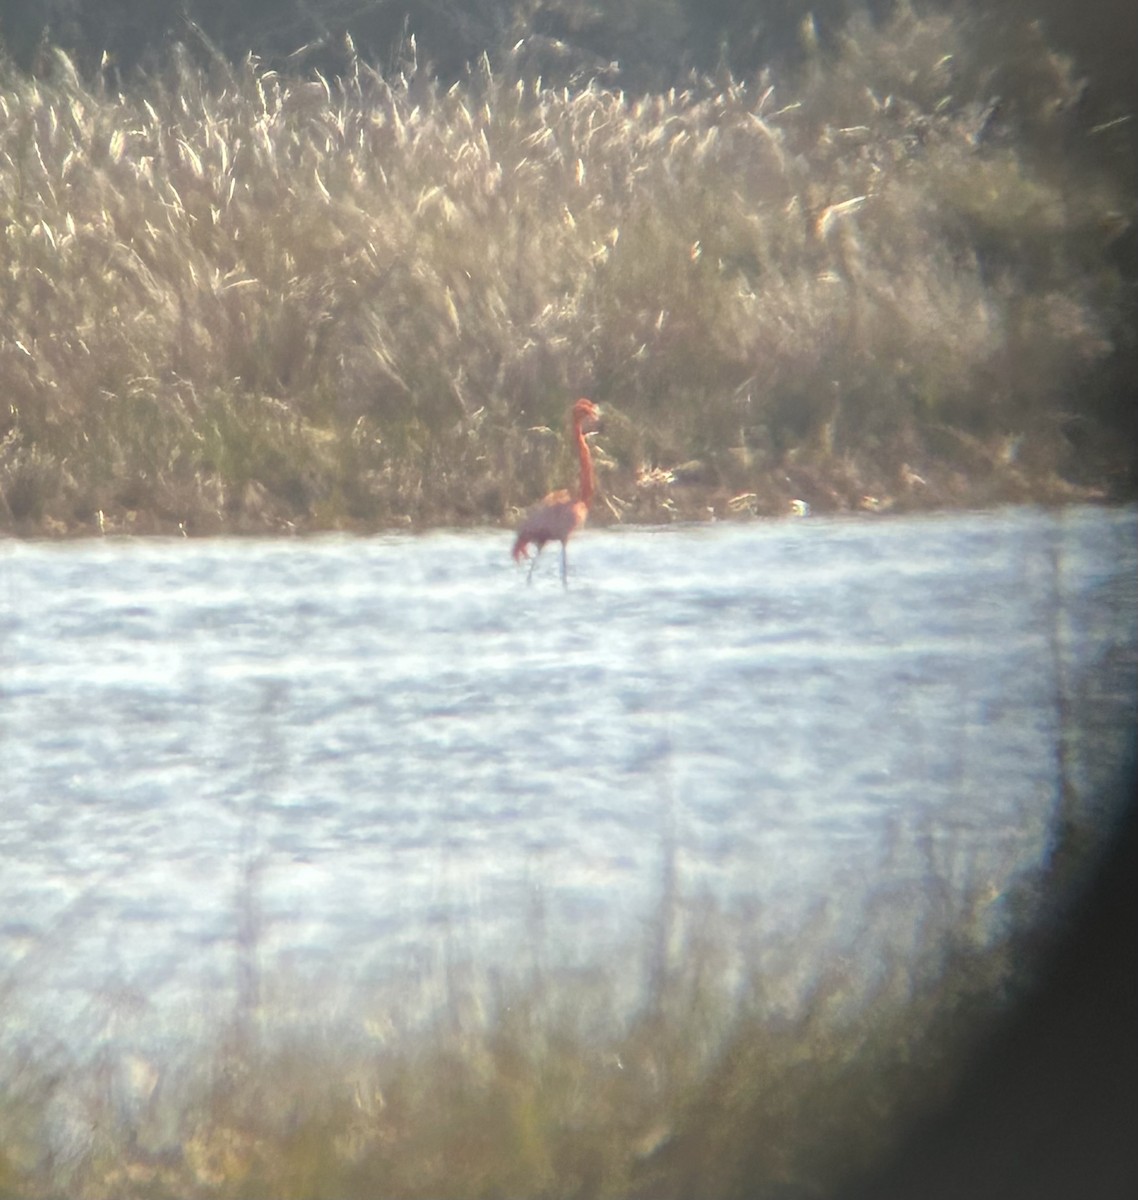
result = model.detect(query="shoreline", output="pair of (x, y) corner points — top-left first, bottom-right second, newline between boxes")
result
(2, 457), (1130, 541)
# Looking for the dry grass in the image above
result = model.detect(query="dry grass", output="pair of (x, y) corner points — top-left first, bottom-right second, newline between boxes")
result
(0, 827), (1063, 1200)
(0, 4), (1132, 536)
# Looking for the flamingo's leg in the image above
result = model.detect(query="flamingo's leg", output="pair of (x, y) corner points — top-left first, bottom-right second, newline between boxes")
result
(560, 542), (569, 587)
(527, 546), (541, 583)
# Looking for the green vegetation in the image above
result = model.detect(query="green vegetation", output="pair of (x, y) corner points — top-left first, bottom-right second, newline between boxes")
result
(0, 821), (1073, 1200)
(0, 3), (1134, 536)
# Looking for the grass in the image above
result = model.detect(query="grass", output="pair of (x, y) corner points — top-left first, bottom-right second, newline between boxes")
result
(0, 798), (1099, 1200)
(16, 695), (1119, 1200)
(0, 4), (1133, 537)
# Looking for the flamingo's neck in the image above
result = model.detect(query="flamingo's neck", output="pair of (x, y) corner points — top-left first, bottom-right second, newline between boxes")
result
(574, 416), (595, 507)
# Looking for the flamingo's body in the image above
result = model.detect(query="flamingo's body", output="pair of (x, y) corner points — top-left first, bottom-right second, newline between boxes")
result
(512, 398), (600, 585)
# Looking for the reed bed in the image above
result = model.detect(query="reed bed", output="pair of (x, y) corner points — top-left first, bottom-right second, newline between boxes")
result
(0, 4), (1131, 535)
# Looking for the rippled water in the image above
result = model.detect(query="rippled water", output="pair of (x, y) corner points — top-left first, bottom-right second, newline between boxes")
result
(1, 506), (1135, 1057)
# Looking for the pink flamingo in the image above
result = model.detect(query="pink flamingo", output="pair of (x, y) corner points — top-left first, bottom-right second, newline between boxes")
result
(512, 398), (601, 586)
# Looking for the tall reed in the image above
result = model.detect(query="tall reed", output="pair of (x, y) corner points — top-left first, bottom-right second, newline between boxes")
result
(0, 4), (1130, 534)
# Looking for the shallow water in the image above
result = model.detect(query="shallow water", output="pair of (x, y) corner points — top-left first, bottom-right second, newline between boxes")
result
(1, 506), (1135, 1057)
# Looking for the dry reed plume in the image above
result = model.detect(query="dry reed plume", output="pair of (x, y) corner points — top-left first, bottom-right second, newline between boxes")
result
(0, 4), (1131, 535)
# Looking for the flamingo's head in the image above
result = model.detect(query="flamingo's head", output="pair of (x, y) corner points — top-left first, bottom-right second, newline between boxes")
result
(572, 398), (601, 430)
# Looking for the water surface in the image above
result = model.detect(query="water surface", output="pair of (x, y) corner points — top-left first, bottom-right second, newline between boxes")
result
(1, 506), (1135, 1057)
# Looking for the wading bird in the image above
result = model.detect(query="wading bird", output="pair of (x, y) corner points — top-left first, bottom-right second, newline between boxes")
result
(512, 398), (600, 586)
